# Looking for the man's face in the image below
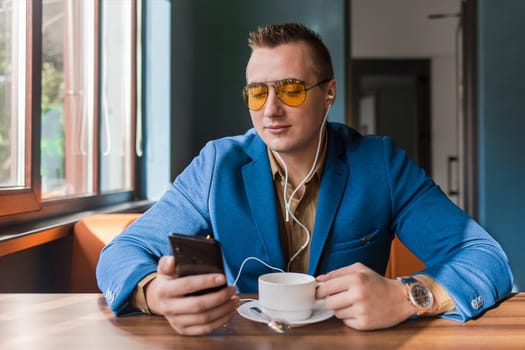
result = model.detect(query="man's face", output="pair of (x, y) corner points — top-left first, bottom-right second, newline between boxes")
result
(245, 42), (334, 159)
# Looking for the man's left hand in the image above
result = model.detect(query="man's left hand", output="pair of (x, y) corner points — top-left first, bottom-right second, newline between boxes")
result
(316, 262), (417, 330)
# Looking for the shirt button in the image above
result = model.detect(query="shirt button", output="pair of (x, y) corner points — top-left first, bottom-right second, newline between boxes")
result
(471, 296), (483, 310)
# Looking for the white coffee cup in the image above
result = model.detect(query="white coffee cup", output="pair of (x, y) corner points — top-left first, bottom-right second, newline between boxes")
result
(258, 272), (317, 322)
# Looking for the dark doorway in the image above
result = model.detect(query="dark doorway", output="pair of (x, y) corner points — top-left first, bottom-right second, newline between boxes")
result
(350, 59), (431, 174)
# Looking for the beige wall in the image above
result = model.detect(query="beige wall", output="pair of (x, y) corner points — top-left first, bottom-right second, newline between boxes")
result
(352, 0), (462, 206)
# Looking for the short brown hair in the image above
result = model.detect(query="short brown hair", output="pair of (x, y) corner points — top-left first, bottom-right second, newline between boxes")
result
(247, 23), (334, 81)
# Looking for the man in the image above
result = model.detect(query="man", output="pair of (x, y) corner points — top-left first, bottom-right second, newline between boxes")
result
(96, 23), (514, 336)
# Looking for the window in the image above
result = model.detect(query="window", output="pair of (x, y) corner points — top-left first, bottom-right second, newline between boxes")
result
(0, 0), (141, 222)
(41, 0), (95, 199)
(99, 0), (134, 193)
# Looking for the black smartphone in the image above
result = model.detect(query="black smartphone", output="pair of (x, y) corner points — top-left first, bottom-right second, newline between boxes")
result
(168, 233), (226, 296)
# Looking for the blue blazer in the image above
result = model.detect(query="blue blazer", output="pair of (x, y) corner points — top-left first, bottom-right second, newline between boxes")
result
(97, 122), (513, 321)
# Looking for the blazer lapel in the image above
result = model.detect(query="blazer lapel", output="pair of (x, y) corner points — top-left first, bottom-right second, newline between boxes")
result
(308, 131), (348, 274)
(242, 137), (285, 269)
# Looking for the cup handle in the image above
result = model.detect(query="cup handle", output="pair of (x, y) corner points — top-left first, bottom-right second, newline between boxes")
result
(314, 281), (327, 309)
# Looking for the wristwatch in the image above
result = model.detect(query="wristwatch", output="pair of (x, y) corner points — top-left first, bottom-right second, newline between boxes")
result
(399, 276), (435, 317)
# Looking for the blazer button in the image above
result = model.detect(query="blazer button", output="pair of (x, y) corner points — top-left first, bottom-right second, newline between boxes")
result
(471, 296), (483, 310)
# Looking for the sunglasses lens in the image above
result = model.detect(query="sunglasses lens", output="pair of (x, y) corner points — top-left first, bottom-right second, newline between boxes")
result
(242, 80), (308, 110)
(244, 84), (268, 110)
(275, 80), (306, 107)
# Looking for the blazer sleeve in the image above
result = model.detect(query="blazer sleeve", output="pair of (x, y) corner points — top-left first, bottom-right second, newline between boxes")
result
(382, 136), (514, 321)
(96, 141), (219, 315)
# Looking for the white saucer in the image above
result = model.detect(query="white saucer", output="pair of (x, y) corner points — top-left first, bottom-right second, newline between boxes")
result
(237, 300), (334, 327)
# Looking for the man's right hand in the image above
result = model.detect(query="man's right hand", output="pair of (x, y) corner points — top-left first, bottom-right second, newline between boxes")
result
(145, 255), (240, 336)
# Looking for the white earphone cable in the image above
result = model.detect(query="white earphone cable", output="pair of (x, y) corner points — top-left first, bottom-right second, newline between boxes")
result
(232, 257), (285, 288)
(272, 103), (332, 271)
(232, 101), (333, 289)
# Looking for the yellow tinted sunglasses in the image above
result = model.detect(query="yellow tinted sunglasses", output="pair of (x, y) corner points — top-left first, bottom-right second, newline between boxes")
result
(242, 78), (331, 111)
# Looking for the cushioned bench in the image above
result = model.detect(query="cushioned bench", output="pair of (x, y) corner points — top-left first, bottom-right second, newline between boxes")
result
(385, 236), (425, 278)
(71, 213), (141, 292)
(71, 213), (424, 292)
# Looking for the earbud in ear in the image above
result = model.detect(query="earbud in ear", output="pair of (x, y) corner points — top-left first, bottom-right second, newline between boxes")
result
(327, 94), (335, 102)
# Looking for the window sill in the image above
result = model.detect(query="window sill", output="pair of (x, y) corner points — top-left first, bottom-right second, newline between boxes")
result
(0, 200), (153, 257)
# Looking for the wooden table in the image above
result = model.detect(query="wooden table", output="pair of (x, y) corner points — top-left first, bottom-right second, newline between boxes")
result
(1, 293), (524, 349)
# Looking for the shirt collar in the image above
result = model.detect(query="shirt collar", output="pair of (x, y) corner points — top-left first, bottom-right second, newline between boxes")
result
(267, 130), (328, 183)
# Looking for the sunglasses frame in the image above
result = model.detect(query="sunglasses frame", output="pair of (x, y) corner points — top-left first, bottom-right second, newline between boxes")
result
(242, 78), (331, 111)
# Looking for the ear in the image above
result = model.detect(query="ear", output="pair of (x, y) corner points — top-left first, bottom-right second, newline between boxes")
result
(325, 80), (337, 105)
(326, 93), (335, 105)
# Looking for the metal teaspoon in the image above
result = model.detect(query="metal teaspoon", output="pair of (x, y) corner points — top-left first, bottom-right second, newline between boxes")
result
(250, 306), (291, 333)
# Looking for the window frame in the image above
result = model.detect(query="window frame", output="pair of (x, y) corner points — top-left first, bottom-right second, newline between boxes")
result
(0, 0), (141, 228)
(0, 0), (41, 217)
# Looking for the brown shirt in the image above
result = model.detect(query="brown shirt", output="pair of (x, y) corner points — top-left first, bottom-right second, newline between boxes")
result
(267, 134), (326, 273)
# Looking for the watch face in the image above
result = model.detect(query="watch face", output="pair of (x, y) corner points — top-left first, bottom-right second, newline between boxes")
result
(410, 283), (433, 309)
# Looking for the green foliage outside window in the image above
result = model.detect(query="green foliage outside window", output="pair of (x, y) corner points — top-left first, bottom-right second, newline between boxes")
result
(40, 61), (64, 180)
